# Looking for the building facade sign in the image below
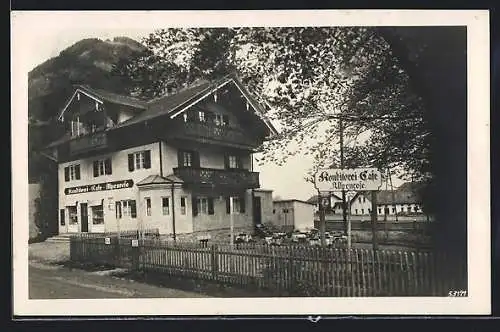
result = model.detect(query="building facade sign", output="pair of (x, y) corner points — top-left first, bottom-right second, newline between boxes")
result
(64, 180), (134, 195)
(315, 168), (383, 192)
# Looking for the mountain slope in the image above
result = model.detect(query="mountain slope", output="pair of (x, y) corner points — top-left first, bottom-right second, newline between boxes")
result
(28, 36), (148, 181)
(28, 37), (147, 121)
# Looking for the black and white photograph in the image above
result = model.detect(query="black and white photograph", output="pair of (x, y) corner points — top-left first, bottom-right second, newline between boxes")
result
(12, 10), (490, 315)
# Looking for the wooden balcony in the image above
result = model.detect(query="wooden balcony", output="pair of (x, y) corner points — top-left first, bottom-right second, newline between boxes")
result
(69, 131), (108, 155)
(173, 167), (260, 190)
(170, 120), (259, 148)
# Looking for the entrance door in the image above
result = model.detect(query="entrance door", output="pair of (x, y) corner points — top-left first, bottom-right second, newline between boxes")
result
(253, 196), (262, 225)
(80, 203), (88, 232)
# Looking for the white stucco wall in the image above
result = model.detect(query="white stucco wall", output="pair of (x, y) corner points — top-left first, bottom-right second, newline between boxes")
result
(58, 142), (161, 234)
(273, 201), (315, 231)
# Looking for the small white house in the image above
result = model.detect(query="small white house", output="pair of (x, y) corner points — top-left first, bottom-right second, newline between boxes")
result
(272, 199), (316, 232)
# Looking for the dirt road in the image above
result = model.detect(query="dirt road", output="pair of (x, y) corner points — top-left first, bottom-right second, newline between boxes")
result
(29, 262), (209, 299)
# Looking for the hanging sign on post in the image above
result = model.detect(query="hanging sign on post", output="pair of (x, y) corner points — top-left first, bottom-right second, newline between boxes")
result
(314, 168), (383, 192)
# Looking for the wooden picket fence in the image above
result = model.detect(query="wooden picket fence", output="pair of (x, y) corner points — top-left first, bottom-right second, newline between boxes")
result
(70, 235), (466, 297)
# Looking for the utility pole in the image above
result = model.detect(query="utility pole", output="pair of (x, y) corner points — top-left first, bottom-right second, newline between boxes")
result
(230, 196), (234, 247)
(318, 191), (327, 247)
(339, 118), (348, 237)
(371, 190), (378, 250)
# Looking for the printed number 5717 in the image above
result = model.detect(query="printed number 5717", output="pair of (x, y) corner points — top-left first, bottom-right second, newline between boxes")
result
(448, 290), (467, 297)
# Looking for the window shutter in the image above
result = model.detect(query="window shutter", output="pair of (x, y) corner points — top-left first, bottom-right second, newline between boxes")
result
(226, 197), (231, 214)
(193, 151), (200, 168)
(208, 198), (214, 215)
(128, 154), (134, 172)
(75, 165), (81, 180)
(144, 150), (151, 169)
(105, 158), (112, 175)
(60, 209), (65, 226)
(177, 150), (184, 168)
(192, 196), (198, 216)
(224, 155), (229, 169)
(237, 156), (243, 169)
(115, 201), (122, 219)
(240, 194), (246, 213)
(93, 161), (99, 177)
(130, 200), (137, 218)
(64, 167), (70, 182)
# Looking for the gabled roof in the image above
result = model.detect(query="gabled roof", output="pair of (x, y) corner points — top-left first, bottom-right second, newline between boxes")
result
(350, 182), (423, 205)
(46, 74), (279, 151)
(77, 85), (148, 110)
(58, 85), (147, 120)
(113, 80), (214, 129)
(112, 74), (278, 135)
(306, 193), (342, 204)
(136, 174), (184, 186)
(273, 199), (316, 206)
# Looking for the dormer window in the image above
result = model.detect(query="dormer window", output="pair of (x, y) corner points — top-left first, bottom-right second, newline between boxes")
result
(215, 113), (229, 126)
(198, 111), (206, 122)
(71, 115), (82, 137)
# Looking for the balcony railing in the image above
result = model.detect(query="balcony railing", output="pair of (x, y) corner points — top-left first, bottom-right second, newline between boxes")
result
(69, 131), (108, 155)
(173, 167), (260, 189)
(170, 120), (259, 147)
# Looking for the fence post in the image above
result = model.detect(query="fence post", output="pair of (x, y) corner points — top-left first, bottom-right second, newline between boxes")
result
(288, 246), (295, 294)
(132, 241), (140, 271)
(211, 244), (219, 281)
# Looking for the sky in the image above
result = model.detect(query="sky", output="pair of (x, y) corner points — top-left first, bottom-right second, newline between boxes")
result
(14, 11), (405, 201)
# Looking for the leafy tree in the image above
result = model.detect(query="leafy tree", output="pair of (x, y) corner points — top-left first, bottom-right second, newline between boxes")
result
(112, 27), (429, 187)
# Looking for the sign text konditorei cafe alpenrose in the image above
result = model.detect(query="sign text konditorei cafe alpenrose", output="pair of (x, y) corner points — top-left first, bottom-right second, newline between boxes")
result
(314, 168), (383, 192)
(64, 180), (134, 195)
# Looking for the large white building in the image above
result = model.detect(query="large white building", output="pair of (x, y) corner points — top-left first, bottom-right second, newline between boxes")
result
(307, 182), (425, 217)
(349, 183), (424, 216)
(42, 75), (277, 238)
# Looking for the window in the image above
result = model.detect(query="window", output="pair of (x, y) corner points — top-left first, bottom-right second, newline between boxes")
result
(225, 154), (242, 169)
(361, 208), (364, 214)
(60, 209), (65, 226)
(145, 197), (151, 216)
(273, 209), (276, 214)
(197, 197), (208, 214)
(226, 196), (245, 214)
(116, 200), (137, 218)
(358, 197), (362, 203)
(378, 208), (382, 214)
(414, 205), (419, 212)
(64, 164), (81, 181)
(178, 150), (199, 168)
(182, 151), (193, 167)
(368, 208), (371, 214)
(162, 197), (170, 215)
(93, 158), (112, 177)
(193, 197), (215, 216)
(67, 206), (78, 224)
(215, 114), (229, 126)
(392, 207), (396, 213)
(355, 209), (358, 215)
(71, 115), (82, 137)
(91, 205), (104, 224)
(180, 197), (187, 215)
(363, 197), (366, 203)
(198, 111), (206, 122)
(128, 150), (151, 171)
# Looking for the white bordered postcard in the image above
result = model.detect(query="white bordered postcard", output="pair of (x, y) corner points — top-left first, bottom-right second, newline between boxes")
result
(11, 9), (490, 316)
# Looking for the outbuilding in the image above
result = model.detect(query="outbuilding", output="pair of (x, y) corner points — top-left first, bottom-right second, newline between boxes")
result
(272, 199), (316, 232)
